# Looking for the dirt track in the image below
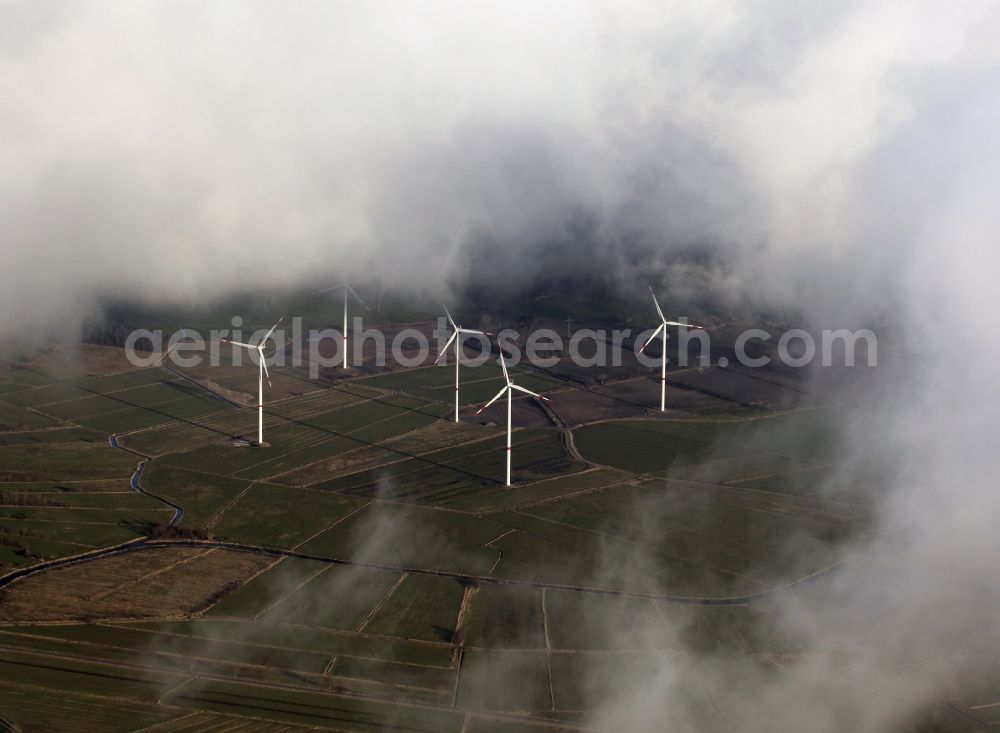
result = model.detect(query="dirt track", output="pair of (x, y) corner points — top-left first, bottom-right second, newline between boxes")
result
(0, 535), (855, 609)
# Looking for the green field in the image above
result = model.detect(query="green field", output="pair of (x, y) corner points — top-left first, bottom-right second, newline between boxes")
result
(572, 409), (843, 478)
(362, 573), (466, 642)
(0, 336), (975, 732)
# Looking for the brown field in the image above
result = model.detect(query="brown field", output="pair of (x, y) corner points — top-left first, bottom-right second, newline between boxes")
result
(24, 344), (140, 379)
(669, 367), (798, 409)
(546, 376), (746, 425)
(308, 320), (474, 376)
(472, 395), (553, 429)
(0, 546), (270, 623)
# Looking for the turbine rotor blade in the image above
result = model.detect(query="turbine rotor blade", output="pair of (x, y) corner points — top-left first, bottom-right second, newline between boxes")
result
(223, 339), (257, 349)
(151, 328), (198, 366)
(259, 349), (272, 388)
(151, 343), (179, 367)
(640, 323), (665, 352)
(476, 386), (509, 415)
(434, 331), (458, 364)
(261, 316), (284, 345)
(346, 284), (368, 310)
(442, 304), (458, 330)
(457, 328), (486, 335)
(510, 383), (547, 400)
(664, 320), (705, 329)
(498, 353), (510, 383)
(649, 286), (667, 323)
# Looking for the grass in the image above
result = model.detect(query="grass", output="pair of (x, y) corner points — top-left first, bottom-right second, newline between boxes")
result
(120, 411), (260, 456)
(355, 362), (559, 407)
(3, 373), (227, 437)
(209, 484), (368, 548)
(329, 655), (454, 696)
(0, 680), (177, 733)
(663, 602), (801, 656)
(0, 647), (185, 703)
(162, 678), (465, 731)
(0, 443), (136, 482)
(0, 479), (129, 493)
(0, 511), (165, 561)
(315, 428), (583, 507)
(256, 564), (402, 631)
(0, 425), (106, 446)
(543, 590), (677, 651)
(131, 618), (455, 667)
(137, 711), (320, 732)
(141, 464), (252, 527)
(0, 400), (58, 431)
(363, 573), (466, 643)
(572, 419), (734, 474)
(1, 382), (93, 408)
(488, 510), (756, 596)
(445, 468), (632, 513)
(2, 368), (56, 387)
(275, 420), (492, 486)
(465, 718), (570, 733)
(728, 462), (887, 504)
(111, 616), (452, 669)
(572, 410), (843, 477)
(502, 479), (860, 595)
(154, 393), (447, 480)
(0, 492), (181, 568)
(297, 502), (507, 576)
(0, 341), (888, 728)
(548, 650), (700, 717)
(204, 556), (329, 618)
(0, 623), (328, 675)
(0, 382), (29, 396)
(456, 649), (552, 711)
(463, 585), (546, 649)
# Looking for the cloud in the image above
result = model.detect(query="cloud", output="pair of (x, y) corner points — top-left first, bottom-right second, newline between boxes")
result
(4, 0), (981, 334)
(4, 2), (1000, 729)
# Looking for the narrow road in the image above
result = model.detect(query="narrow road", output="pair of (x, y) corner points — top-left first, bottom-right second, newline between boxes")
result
(0, 534), (856, 607)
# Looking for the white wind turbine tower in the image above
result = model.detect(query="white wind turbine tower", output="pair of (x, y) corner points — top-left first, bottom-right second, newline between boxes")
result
(434, 305), (490, 423)
(318, 283), (369, 369)
(640, 287), (705, 412)
(222, 318), (283, 445)
(476, 352), (547, 487)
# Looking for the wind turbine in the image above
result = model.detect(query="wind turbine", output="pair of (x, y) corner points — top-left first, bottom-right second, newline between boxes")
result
(640, 287), (705, 412)
(434, 305), (490, 423)
(150, 342), (180, 368)
(318, 283), (368, 369)
(476, 352), (547, 487)
(222, 318), (283, 445)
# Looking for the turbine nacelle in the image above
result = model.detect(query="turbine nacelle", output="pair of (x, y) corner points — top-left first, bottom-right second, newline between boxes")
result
(639, 289), (705, 352)
(317, 283), (370, 310)
(475, 355), (548, 412)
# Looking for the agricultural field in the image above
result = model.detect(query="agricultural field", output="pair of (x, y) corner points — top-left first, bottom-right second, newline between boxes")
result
(0, 326), (988, 732)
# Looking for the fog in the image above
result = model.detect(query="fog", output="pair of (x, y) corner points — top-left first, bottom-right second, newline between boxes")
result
(4, 1), (1000, 730)
(6, 1), (985, 334)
